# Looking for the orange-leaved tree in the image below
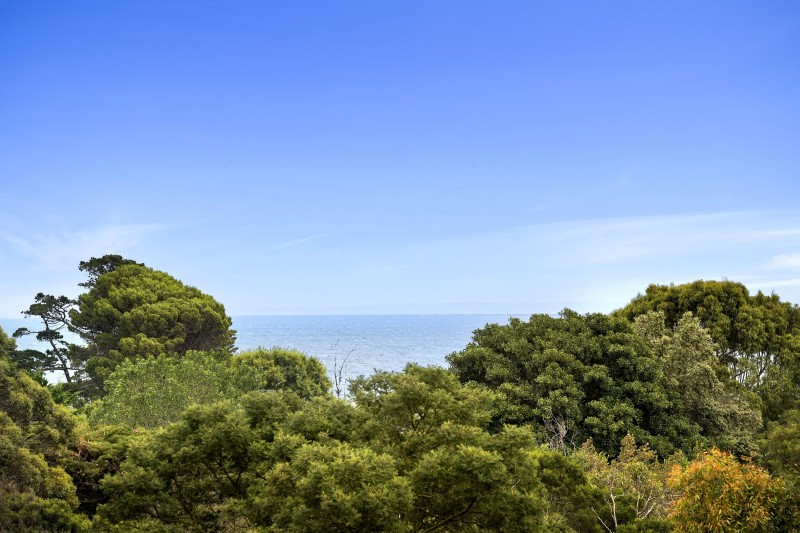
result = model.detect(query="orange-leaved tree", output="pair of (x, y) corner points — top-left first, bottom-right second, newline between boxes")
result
(667, 448), (786, 532)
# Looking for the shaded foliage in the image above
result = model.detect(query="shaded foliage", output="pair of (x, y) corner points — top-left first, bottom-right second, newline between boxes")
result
(0, 334), (88, 532)
(448, 311), (698, 457)
(633, 311), (761, 453)
(96, 366), (554, 532)
(617, 280), (800, 420)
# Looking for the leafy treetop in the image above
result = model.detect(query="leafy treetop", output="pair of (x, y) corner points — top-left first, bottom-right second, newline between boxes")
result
(616, 280), (800, 419)
(69, 262), (236, 391)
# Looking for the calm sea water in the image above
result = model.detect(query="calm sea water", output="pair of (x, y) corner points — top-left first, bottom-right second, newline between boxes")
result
(0, 314), (526, 383)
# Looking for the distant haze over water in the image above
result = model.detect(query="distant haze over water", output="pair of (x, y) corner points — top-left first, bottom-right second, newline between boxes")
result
(1, 314), (528, 384)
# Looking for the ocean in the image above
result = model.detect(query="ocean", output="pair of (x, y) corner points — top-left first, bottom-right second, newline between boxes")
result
(0, 314), (526, 383)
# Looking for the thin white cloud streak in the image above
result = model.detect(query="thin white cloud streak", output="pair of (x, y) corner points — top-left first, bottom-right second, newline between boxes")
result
(267, 233), (330, 252)
(224, 233), (331, 263)
(766, 253), (800, 269)
(531, 212), (799, 265)
(0, 224), (163, 268)
(341, 210), (800, 312)
(400, 211), (800, 270)
(751, 278), (800, 289)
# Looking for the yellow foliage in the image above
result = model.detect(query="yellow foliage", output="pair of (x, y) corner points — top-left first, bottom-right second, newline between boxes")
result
(667, 448), (784, 532)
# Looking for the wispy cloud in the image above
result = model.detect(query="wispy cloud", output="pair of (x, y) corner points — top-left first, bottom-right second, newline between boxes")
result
(750, 278), (800, 289)
(766, 253), (800, 270)
(266, 233), (330, 252)
(0, 224), (163, 268)
(344, 210), (800, 313)
(533, 211), (798, 265)
(225, 233), (331, 263)
(358, 211), (800, 276)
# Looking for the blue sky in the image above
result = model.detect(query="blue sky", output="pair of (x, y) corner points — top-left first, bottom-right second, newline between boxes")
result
(1, 0), (799, 316)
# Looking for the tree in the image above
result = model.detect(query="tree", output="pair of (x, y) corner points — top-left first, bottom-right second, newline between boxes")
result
(89, 347), (331, 428)
(69, 261), (236, 392)
(447, 311), (699, 457)
(0, 324), (16, 358)
(97, 366), (555, 531)
(253, 441), (412, 532)
(616, 280), (800, 419)
(98, 400), (263, 531)
(667, 448), (789, 532)
(760, 409), (800, 480)
(61, 424), (132, 519)
(633, 311), (762, 453)
(350, 365), (549, 532)
(349, 364), (495, 464)
(230, 347), (332, 399)
(0, 334), (88, 532)
(577, 434), (679, 532)
(530, 447), (605, 532)
(88, 351), (236, 428)
(77, 254), (142, 289)
(12, 293), (78, 384)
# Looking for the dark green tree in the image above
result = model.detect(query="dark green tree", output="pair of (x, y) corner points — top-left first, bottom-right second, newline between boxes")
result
(616, 280), (800, 419)
(447, 311), (700, 457)
(761, 409), (800, 481)
(12, 293), (78, 384)
(633, 311), (762, 453)
(69, 261), (236, 392)
(61, 424), (132, 519)
(77, 254), (142, 289)
(97, 366), (555, 531)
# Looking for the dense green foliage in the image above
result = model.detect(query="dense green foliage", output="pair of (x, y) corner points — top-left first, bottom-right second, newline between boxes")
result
(632, 311), (761, 453)
(90, 347), (330, 428)
(70, 262), (236, 392)
(229, 346), (332, 398)
(616, 280), (800, 420)
(7, 271), (800, 531)
(88, 351), (235, 428)
(0, 336), (88, 532)
(0, 324), (15, 359)
(95, 367), (557, 531)
(11, 255), (236, 401)
(448, 311), (698, 456)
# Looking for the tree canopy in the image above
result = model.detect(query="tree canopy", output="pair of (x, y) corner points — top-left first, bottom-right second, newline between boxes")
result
(68, 259), (236, 392)
(11, 255), (237, 401)
(95, 365), (557, 532)
(12, 293), (77, 384)
(667, 448), (790, 532)
(7, 270), (800, 531)
(632, 311), (762, 453)
(616, 280), (800, 420)
(447, 311), (700, 457)
(90, 347), (331, 428)
(0, 331), (88, 532)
